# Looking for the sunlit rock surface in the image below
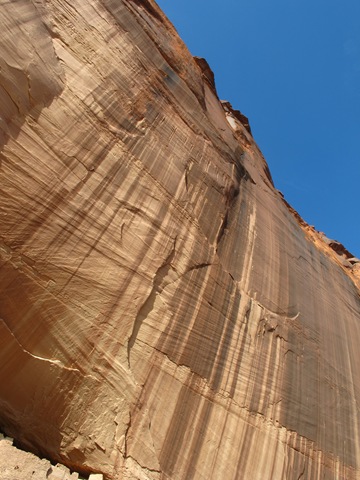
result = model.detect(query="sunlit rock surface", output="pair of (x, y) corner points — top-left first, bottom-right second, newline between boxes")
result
(0, 1), (360, 479)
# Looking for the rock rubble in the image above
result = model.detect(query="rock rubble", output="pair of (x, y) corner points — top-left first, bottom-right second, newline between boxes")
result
(0, 434), (103, 480)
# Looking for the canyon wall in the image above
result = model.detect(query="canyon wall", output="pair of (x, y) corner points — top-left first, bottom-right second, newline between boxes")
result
(0, 1), (359, 479)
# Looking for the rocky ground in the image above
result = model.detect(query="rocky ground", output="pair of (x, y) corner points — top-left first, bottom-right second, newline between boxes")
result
(0, 433), (102, 480)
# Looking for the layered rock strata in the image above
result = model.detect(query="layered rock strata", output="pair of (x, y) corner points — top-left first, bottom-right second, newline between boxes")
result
(0, 1), (359, 479)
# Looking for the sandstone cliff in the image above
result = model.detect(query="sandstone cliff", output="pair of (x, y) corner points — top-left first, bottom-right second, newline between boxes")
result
(0, 1), (360, 479)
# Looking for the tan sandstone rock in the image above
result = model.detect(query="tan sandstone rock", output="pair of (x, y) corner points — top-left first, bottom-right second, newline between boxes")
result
(0, 435), (85, 479)
(0, 1), (359, 479)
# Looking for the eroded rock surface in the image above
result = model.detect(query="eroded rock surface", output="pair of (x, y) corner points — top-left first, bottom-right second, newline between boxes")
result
(0, 1), (360, 479)
(0, 433), (103, 480)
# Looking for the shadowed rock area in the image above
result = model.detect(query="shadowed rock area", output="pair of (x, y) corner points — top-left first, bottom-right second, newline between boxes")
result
(0, 1), (359, 479)
(0, 432), (103, 480)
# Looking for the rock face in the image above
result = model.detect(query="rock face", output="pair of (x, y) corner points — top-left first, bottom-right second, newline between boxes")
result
(0, 1), (359, 479)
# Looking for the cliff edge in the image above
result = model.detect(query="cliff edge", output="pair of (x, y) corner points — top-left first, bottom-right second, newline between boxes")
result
(0, 1), (359, 479)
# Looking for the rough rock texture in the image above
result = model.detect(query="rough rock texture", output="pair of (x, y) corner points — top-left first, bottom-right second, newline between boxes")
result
(0, 433), (103, 480)
(0, 1), (360, 479)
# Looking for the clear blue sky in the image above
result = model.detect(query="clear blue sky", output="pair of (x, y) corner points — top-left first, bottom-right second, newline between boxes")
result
(156, 0), (360, 258)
